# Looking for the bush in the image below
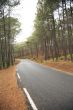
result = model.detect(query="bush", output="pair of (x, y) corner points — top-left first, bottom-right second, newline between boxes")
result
(59, 56), (64, 60)
(67, 54), (71, 61)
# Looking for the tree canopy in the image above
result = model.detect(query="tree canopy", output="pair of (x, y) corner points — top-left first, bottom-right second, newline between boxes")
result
(15, 0), (73, 62)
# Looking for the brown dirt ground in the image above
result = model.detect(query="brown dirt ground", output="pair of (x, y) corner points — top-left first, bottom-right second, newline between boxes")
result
(43, 60), (73, 75)
(0, 65), (28, 110)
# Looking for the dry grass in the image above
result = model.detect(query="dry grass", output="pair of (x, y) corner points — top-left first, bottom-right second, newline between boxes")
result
(0, 66), (28, 110)
(15, 59), (21, 65)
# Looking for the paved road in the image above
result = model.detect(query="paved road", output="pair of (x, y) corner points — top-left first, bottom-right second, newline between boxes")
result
(16, 59), (73, 110)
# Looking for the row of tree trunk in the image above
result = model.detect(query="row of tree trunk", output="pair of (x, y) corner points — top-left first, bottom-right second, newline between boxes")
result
(15, 0), (73, 62)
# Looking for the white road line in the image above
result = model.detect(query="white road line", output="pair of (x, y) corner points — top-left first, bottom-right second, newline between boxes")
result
(41, 64), (73, 76)
(32, 60), (73, 76)
(23, 88), (38, 110)
(46, 66), (73, 76)
(17, 73), (20, 80)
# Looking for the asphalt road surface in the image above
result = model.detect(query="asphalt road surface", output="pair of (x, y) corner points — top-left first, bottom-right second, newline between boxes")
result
(16, 59), (73, 110)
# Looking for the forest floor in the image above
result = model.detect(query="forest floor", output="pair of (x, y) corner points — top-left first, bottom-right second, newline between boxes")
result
(0, 63), (28, 110)
(39, 60), (73, 76)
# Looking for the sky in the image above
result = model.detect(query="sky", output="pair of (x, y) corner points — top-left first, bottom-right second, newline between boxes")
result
(12, 0), (38, 43)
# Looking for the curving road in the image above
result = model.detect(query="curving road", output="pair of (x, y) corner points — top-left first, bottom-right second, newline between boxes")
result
(16, 59), (73, 110)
